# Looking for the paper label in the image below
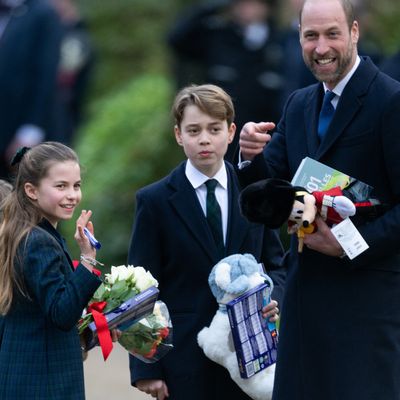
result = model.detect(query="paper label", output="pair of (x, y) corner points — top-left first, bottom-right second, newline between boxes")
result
(331, 218), (369, 260)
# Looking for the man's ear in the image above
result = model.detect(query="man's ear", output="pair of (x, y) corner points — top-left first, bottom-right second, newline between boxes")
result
(24, 183), (38, 201)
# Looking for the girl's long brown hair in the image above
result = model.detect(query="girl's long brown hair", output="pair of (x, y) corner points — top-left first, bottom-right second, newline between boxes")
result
(0, 142), (79, 315)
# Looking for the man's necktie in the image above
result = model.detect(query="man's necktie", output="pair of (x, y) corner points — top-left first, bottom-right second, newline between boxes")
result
(205, 179), (225, 257)
(318, 90), (336, 140)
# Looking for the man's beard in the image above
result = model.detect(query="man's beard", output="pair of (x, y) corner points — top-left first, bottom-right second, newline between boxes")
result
(304, 41), (355, 85)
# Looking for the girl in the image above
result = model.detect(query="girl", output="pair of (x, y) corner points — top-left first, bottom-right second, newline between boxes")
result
(0, 142), (102, 399)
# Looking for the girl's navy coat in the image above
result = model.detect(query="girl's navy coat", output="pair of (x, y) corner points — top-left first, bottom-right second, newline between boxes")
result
(0, 220), (101, 399)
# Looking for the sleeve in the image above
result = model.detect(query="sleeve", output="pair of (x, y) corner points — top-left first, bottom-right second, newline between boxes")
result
(127, 190), (165, 384)
(21, 229), (101, 331)
(260, 227), (286, 307)
(234, 90), (299, 189)
(351, 90), (400, 269)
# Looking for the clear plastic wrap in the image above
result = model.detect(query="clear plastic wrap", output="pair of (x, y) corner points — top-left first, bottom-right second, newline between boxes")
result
(118, 301), (173, 363)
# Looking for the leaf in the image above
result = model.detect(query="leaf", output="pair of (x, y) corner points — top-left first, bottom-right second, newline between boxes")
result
(93, 284), (107, 301)
(103, 299), (121, 313)
(120, 287), (139, 303)
(109, 280), (128, 299)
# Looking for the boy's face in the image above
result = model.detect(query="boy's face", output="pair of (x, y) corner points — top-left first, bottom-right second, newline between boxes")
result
(175, 105), (236, 177)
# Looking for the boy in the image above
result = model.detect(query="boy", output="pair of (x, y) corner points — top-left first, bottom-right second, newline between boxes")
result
(128, 84), (285, 400)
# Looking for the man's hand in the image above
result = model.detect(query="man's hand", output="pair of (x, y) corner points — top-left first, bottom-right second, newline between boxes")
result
(136, 379), (169, 400)
(303, 216), (343, 257)
(239, 121), (275, 161)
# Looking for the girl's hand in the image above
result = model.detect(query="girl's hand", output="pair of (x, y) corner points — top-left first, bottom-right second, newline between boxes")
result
(74, 210), (96, 259)
(262, 300), (279, 322)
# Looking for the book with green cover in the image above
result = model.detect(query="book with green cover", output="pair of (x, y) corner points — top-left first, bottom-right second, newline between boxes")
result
(291, 157), (374, 201)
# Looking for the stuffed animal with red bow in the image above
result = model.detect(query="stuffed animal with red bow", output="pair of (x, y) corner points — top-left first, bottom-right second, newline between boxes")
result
(239, 178), (381, 252)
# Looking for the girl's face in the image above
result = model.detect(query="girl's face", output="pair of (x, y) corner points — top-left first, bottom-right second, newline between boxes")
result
(174, 105), (235, 177)
(25, 160), (82, 227)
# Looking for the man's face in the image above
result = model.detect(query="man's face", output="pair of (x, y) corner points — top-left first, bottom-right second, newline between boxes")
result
(299, 0), (359, 89)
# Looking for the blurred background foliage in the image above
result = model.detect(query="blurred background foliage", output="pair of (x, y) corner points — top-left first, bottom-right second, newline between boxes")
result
(63, 0), (400, 267)
(64, 74), (183, 268)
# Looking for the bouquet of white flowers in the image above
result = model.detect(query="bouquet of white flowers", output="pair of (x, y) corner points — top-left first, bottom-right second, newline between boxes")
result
(78, 265), (173, 361)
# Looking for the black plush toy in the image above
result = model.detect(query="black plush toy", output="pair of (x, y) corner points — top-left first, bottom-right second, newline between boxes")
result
(239, 178), (382, 252)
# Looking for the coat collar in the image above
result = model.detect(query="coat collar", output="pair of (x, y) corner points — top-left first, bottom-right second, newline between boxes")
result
(167, 161), (249, 263)
(304, 57), (379, 160)
(38, 218), (74, 268)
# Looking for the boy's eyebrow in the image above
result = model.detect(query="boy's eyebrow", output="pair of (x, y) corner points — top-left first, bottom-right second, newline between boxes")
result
(184, 121), (224, 128)
(185, 123), (200, 127)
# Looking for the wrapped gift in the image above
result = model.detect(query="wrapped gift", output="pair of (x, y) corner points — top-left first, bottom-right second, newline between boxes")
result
(226, 282), (278, 379)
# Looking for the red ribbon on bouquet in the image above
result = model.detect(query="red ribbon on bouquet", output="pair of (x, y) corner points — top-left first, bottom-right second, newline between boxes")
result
(87, 301), (113, 360)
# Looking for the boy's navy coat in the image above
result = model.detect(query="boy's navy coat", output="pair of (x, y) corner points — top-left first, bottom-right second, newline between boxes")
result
(128, 161), (285, 400)
(0, 220), (101, 399)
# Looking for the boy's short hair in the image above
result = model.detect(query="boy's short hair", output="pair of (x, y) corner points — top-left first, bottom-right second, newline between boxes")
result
(172, 84), (235, 128)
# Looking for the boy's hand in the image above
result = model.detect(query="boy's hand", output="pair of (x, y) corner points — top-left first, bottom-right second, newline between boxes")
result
(261, 299), (279, 322)
(136, 379), (169, 399)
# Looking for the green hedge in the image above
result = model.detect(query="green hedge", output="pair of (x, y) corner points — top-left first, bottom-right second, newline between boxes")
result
(62, 74), (183, 269)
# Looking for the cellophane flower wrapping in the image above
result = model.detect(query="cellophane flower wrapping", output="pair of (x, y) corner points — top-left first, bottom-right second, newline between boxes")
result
(78, 265), (159, 335)
(118, 300), (173, 363)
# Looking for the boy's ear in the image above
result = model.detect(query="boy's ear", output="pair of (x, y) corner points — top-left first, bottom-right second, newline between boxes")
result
(24, 182), (38, 200)
(228, 122), (236, 144)
(174, 125), (183, 146)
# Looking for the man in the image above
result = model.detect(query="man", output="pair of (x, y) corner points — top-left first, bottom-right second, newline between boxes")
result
(0, 0), (62, 179)
(237, 0), (400, 399)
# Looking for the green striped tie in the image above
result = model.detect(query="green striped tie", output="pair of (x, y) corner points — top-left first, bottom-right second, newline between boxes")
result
(205, 179), (225, 257)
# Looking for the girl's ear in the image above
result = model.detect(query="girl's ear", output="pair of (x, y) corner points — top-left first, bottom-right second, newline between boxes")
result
(174, 125), (183, 146)
(24, 183), (38, 201)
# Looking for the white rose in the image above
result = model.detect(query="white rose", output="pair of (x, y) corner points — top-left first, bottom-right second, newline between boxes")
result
(106, 265), (130, 284)
(126, 265), (136, 284)
(133, 266), (158, 292)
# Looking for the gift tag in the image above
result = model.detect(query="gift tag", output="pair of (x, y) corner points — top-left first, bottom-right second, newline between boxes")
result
(331, 218), (369, 260)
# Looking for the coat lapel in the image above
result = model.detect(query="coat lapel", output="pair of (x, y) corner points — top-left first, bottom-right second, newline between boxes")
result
(304, 86), (321, 158)
(315, 57), (378, 160)
(167, 162), (218, 262)
(39, 219), (74, 270)
(225, 163), (249, 255)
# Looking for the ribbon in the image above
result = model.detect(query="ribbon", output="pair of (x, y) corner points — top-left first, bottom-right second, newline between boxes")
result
(87, 301), (113, 360)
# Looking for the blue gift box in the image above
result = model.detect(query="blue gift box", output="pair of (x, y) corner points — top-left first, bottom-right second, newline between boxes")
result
(83, 285), (159, 350)
(226, 282), (278, 379)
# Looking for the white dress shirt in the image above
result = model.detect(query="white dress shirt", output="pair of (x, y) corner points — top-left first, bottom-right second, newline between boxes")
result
(185, 160), (228, 244)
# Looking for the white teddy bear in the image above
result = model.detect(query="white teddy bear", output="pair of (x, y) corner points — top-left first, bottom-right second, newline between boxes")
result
(197, 253), (277, 400)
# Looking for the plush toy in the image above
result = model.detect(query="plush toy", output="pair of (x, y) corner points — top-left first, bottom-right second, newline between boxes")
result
(197, 253), (276, 400)
(239, 178), (382, 252)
